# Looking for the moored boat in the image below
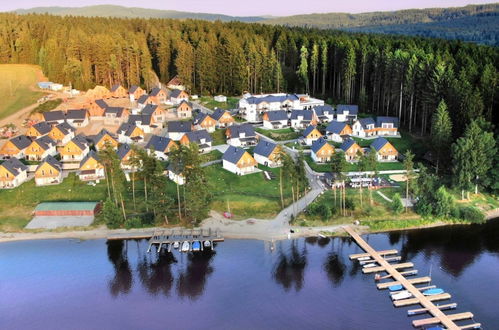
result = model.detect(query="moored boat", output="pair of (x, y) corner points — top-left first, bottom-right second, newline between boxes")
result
(389, 284), (403, 292)
(203, 240), (211, 248)
(391, 291), (413, 301)
(363, 263), (377, 268)
(357, 256), (371, 261)
(192, 241), (201, 251)
(423, 288), (444, 296)
(181, 241), (190, 252)
(173, 241), (180, 249)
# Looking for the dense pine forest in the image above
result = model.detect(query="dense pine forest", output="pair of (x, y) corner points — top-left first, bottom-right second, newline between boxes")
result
(0, 13), (497, 138)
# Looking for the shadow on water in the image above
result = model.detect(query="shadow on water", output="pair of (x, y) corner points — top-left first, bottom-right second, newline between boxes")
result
(176, 249), (217, 300)
(273, 240), (308, 292)
(137, 250), (178, 296)
(322, 238), (347, 287)
(106, 240), (133, 297)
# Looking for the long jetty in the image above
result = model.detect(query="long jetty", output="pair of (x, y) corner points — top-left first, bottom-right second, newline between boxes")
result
(344, 226), (480, 330)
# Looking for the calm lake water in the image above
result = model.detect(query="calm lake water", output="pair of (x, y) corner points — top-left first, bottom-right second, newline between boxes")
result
(1, 220), (498, 330)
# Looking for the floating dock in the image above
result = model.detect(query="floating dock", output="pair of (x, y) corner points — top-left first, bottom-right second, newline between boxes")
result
(344, 226), (480, 330)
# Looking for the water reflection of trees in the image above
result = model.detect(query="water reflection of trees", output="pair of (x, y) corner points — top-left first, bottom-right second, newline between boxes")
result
(176, 250), (216, 300)
(107, 240), (133, 297)
(273, 241), (307, 292)
(323, 239), (346, 287)
(138, 251), (177, 296)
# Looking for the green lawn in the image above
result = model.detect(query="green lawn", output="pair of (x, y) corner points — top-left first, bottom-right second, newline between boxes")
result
(199, 96), (239, 110)
(210, 129), (227, 146)
(0, 64), (46, 120)
(305, 155), (405, 173)
(352, 132), (427, 159)
(31, 99), (62, 114)
(255, 127), (301, 141)
(200, 150), (223, 163)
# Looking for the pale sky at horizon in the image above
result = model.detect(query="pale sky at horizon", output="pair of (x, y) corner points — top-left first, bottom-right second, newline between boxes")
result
(1, 0), (496, 16)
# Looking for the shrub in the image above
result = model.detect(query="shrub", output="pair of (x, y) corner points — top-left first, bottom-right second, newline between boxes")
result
(391, 193), (404, 214)
(125, 217), (142, 229)
(459, 206), (485, 223)
(450, 206), (461, 219)
(101, 199), (123, 229)
(345, 198), (356, 210)
(433, 186), (454, 218)
(414, 200), (433, 217)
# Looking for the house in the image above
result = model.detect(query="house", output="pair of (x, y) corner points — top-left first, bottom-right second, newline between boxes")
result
(116, 123), (144, 144)
(127, 114), (154, 134)
(340, 139), (363, 161)
(226, 124), (257, 147)
(170, 89), (190, 105)
(167, 163), (185, 185)
(110, 84), (127, 98)
(48, 122), (75, 146)
(180, 130), (213, 153)
(26, 121), (52, 139)
(326, 121), (352, 142)
(214, 95), (227, 102)
(34, 155), (62, 186)
(297, 94), (326, 109)
(176, 100), (193, 118)
(375, 117), (399, 136)
(352, 118), (376, 137)
(88, 99), (108, 117)
(129, 85), (146, 102)
(0, 135), (32, 159)
(66, 109), (89, 128)
(43, 110), (66, 125)
(254, 140), (282, 167)
(371, 137), (398, 161)
(145, 135), (176, 161)
(238, 94), (301, 122)
(25, 135), (57, 161)
(302, 125), (323, 146)
(313, 105), (335, 123)
(167, 76), (185, 90)
(167, 121), (193, 141)
(142, 104), (165, 124)
(117, 144), (138, 171)
(150, 87), (168, 104)
(194, 113), (217, 133)
(290, 110), (316, 129)
(93, 129), (118, 151)
(104, 107), (129, 126)
(336, 104), (358, 122)
(59, 135), (90, 163)
(137, 94), (155, 109)
(311, 137), (335, 163)
(0, 158), (28, 189)
(78, 151), (105, 182)
(222, 146), (257, 175)
(211, 109), (235, 128)
(262, 111), (288, 129)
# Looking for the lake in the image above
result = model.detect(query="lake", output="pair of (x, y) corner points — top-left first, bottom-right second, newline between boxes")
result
(1, 219), (498, 329)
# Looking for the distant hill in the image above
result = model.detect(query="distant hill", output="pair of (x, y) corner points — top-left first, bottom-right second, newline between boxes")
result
(13, 5), (266, 22)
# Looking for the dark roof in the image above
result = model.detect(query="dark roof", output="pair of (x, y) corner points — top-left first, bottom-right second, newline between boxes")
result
(66, 109), (87, 120)
(194, 113), (209, 125)
(211, 109), (228, 121)
(128, 114), (152, 126)
(314, 105), (334, 116)
(228, 124), (255, 138)
(326, 121), (347, 134)
(146, 135), (173, 152)
(371, 137), (389, 151)
(311, 137), (330, 153)
(70, 134), (89, 150)
(37, 155), (62, 172)
(376, 116), (399, 128)
(1, 157), (27, 176)
(31, 121), (52, 135)
(177, 100), (192, 108)
(105, 107), (126, 117)
(55, 122), (74, 135)
(43, 110), (65, 122)
(340, 138), (357, 152)
(34, 135), (55, 150)
(142, 104), (159, 116)
(359, 117), (376, 128)
(94, 99), (108, 109)
(337, 104), (358, 115)
(80, 150), (99, 167)
(170, 89), (186, 98)
(129, 85), (141, 93)
(184, 130), (213, 144)
(264, 110), (288, 121)
(302, 125), (319, 138)
(9, 135), (31, 150)
(117, 144), (132, 160)
(168, 121), (192, 133)
(93, 129), (115, 144)
(254, 140), (278, 157)
(110, 84), (122, 92)
(290, 109), (314, 121)
(137, 94), (150, 104)
(222, 146), (247, 164)
(117, 123), (140, 137)
(150, 87), (163, 96)
(246, 94), (298, 105)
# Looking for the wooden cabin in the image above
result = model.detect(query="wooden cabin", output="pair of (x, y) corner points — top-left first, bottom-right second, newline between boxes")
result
(222, 146), (257, 175)
(34, 156), (63, 186)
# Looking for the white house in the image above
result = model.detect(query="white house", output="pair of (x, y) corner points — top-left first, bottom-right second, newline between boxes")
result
(0, 158), (28, 189)
(167, 121), (193, 141)
(375, 117), (399, 136)
(290, 110), (316, 129)
(214, 95), (227, 102)
(226, 124), (257, 147)
(238, 93), (301, 122)
(336, 104), (358, 122)
(262, 111), (288, 129)
(301, 125), (323, 146)
(180, 130), (213, 153)
(127, 115), (154, 134)
(254, 140), (282, 167)
(351, 118), (376, 138)
(145, 135), (176, 161)
(222, 146), (258, 175)
(65, 109), (89, 128)
(326, 121), (353, 142)
(167, 163), (185, 185)
(313, 105), (335, 123)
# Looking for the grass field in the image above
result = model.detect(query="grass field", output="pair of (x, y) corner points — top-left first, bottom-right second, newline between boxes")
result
(305, 155), (405, 172)
(352, 132), (427, 159)
(210, 129), (227, 145)
(255, 127), (301, 141)
(199, 96), (239, 110)
(0, 64), (46, 120)
(31, 99), (62, 114)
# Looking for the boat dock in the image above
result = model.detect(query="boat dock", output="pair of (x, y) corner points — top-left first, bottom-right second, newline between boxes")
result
(344, 226), (480, 329)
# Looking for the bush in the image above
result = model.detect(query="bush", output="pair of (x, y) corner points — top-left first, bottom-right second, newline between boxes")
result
(125, 217), (142, 229)
(458, 206), (485, 223)
(345, 198), (356, 210)
(391, 193), (404, 214)
(450, 206), (461, 219)
(101, 199), (123, 229)
(414, 200), (433, 217)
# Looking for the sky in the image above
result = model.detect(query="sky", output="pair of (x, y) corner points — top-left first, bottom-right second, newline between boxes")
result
(2, 0), (497, 16)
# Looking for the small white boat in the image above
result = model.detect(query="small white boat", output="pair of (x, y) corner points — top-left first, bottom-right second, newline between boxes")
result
(203, 240), (211, 248)
(173, 241), (180, 249)
(357, 256), (371, 261)
(181, 241), (190, 252)
(391, 291), (413, 301)
(363, 263), (377, 268)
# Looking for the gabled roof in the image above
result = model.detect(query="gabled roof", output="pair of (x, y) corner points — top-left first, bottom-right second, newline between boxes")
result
(264, 110), (288, 121)
(376, 116), (399, 128)
(184, 130), (213, 144)
(93, 129), (115, 144)
(31, 121), (52, 135)
(290, 109), (314, 121)
(117, 123), (141, 137)
(69, 134), (89, 151)
(193, 113), (210, 125)
(177, 100), (192, 109)
(80, 150), (100, 167)
(146, 135), (173, 152)
(326, 121), (348, 134)
(254, 140), (278, 158)
(168, 121), (192, 133)
(137, 94), (150, 104)
(37, 155), (61, 172)
(222, 146), (247, 164)
(150, 87), (164, 96)
(9, 135), (31, 150)
(128, 114), (152, 126)
(311, 137), (331, 153)
(142, 104), (159, 116)
(94, 99), (108, 109)
(314, 105), (334, 116)
(167, 76), (183, 86)
(66, 109), (87, 120)
(340, 138), (358, 152)
(1, 157), (27, 176)
(43, 110), (65, 122)
(371, 137), (390, 151)
(171, 89), (187, 98)
(228, 124), (255, 138)
(110, 84), (122, 92)
(211, 109), (229, 121)
(337, 104), (358, 115)
(245, 94), (298, 105)
(129, 85), (141, 93)
(117, 143), (133, 160)
(54, 122), (74, 135)
(358, 117), (376, 129)
(105, 107), (126, 117)
(302, 125), (320, 138)
(33, 135), (55, 150)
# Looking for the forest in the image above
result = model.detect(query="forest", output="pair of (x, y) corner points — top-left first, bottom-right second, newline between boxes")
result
(0, 13), (497, 139)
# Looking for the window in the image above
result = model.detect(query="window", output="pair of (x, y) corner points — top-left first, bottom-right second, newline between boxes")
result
(382, 123), (393, 129)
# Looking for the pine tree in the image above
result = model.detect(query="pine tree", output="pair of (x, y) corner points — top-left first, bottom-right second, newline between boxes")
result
(297, 45), (309, 94)
(430, 100), (452, 174)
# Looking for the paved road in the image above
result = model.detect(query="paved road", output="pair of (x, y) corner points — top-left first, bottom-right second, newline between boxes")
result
(191, 101), (213, 114)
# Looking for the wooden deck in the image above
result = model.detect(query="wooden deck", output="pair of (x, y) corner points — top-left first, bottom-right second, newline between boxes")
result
(344, 226), (478, 330)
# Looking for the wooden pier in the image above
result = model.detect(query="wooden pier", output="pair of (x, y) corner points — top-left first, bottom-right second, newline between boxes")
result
(344, 226), (480, 330)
